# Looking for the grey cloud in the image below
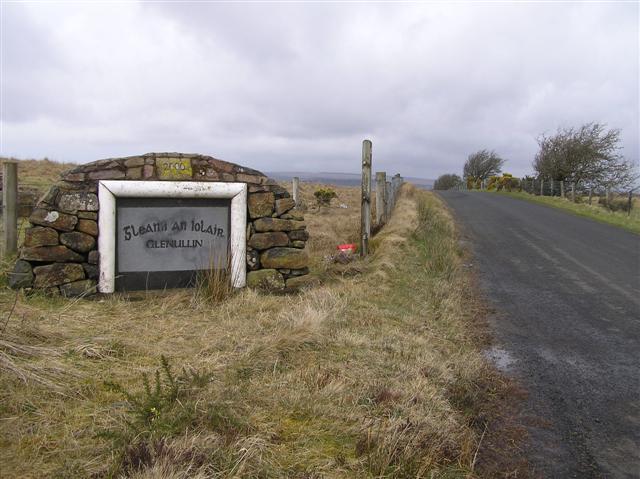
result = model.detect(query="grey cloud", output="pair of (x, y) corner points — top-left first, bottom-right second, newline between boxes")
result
(1, 2), (637, 179)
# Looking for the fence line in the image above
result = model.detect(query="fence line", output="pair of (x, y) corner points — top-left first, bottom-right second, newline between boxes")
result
(453, 176), (635, 215)
(358, 140), (404, 257)
(4, 147), (409, 260)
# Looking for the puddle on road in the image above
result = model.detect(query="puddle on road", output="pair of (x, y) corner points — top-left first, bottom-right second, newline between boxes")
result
(484, 346), (517, 372)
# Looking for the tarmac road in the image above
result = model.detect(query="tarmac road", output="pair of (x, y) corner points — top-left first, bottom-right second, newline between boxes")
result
(438, 191), (640, 478)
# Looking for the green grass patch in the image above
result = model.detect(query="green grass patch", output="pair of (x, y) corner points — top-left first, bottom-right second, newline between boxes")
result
(495, 191), (640, 235)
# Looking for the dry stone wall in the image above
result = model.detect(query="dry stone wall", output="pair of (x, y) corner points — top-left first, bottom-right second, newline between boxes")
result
(9, 152), (311, 296)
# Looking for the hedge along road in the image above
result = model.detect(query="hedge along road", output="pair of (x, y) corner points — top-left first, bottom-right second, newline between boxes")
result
(438, 191), (639, 478)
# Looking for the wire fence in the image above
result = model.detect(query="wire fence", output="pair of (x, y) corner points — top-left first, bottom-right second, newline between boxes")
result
(0, 169), (43, 219)
(1, 174), (42, 254)
(455, 177), (635, 215)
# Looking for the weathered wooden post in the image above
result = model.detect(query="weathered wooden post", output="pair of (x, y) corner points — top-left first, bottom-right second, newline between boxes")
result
(292, 176), (300, 208)
(2, 159), (18, 257)
(540, 179), (544, 196)
(571, 182), (576, 202)
(392, 174), (402, 202)
(588, 185), (593, 205)
(375, 171), (386, 224)
(360, 140), (372, 257)
(385, 181), (392, 218)
(560, 180), (565, 198)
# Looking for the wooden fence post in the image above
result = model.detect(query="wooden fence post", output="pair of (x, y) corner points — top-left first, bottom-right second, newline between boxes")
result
(2, 160), (18, 257)
(292, 176), (300, 208)
(360, 140), (372, 257)
(392, 174), (402, 202)
(627, 190), (633, 216)
(560, 180), (565, 198)
(588, 185), (593, 205)
(375, 172), (386, 224)
(385, 181), (392, 218)
(540, 179), (544, 196)
(571, 182), (576, 202)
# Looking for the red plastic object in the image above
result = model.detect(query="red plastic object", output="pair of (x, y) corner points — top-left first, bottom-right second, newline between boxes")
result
(337, 243), (357, 254)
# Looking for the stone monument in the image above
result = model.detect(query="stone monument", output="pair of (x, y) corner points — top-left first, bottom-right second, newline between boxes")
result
(9, 153), (311, 296)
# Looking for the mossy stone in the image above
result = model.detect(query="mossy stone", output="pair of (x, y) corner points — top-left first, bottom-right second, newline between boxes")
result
(246, 269), (285, 290)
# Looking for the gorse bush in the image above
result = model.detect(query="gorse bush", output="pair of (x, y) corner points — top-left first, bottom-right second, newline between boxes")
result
(100, 356), (254, 476)
(314, 187), (337, 206)
(103, 356), (197, 438)
(466, 176), (481, 190)
(487, 174), (520, 192)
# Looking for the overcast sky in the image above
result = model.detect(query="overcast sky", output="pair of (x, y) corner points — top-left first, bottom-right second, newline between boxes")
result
(1, 2), (638, 179)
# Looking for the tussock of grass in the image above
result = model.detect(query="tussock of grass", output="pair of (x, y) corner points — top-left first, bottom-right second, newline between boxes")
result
(192, 251), (234, 305)
(0, 184), (516, 477)
(495, 190), (640, 234)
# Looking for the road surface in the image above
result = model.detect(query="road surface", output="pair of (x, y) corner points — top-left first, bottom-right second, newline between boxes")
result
(438, 191), (640, 478)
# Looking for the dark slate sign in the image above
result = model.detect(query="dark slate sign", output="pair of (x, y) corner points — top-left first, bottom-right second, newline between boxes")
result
(115, 197), (230, 291)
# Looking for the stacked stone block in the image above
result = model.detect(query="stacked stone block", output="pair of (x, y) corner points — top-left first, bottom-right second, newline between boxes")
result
(9, 152), (311, 296)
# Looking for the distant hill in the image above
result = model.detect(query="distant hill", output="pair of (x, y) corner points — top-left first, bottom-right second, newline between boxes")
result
(266, 171), (434, 190)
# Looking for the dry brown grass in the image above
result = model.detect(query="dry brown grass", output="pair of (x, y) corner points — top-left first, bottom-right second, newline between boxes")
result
(1, 157), (77, 194)
(0, 182), (521, 478)
(290, 182), (361, 262)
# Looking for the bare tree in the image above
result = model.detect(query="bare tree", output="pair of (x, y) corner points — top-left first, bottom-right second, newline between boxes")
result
(533, 123), (637, 189)
(433, 174), (462, 190)
(463, 150), (505, 181)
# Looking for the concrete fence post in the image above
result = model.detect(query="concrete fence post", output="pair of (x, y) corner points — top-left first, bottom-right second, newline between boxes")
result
(360, 140), (372, 257)
(292, 176), (300, 208)
(375, 171), (386, 224)
(385, 181), (392, 218)
(2, 160), (18, 257)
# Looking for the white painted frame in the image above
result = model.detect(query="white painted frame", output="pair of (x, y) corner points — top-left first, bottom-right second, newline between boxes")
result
(98, 181), (247, 293)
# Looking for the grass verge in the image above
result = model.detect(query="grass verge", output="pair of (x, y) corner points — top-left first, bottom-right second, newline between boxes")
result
(494, 190), (640, 235)
(0, 186), (524, 477)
